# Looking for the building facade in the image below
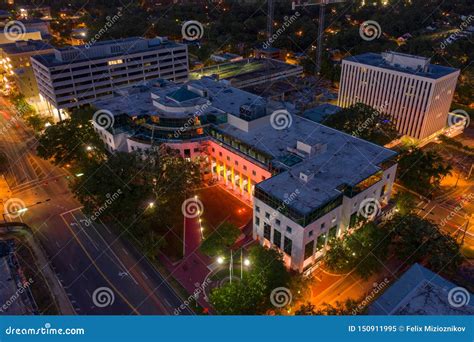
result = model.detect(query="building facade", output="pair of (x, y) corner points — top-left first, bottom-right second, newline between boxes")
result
(0, 40), (53, 101)
(92, 77), (397, 273)
(338, 51), (460, 140)
(31, 37), (189, 121)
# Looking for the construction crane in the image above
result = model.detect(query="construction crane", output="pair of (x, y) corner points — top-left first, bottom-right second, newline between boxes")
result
(292, 0), (346, 76)
(267, 0), (275, 40)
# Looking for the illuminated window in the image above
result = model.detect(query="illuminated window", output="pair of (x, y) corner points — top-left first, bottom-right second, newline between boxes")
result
(108, 59), (123, 65)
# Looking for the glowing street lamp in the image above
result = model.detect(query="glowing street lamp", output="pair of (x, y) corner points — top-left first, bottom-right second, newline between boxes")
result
(217, 256), (224, 264)
(148, 202), (155, 209)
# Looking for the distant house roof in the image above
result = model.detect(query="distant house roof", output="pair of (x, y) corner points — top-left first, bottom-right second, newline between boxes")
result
(369, 263), (474, 315)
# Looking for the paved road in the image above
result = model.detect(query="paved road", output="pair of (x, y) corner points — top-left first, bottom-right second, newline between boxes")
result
(413, 183), (474, 247)
(0, 97), (193, 315)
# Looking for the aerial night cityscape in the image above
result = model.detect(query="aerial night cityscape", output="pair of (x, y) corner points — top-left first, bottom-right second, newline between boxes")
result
(0, 0), (472, 340)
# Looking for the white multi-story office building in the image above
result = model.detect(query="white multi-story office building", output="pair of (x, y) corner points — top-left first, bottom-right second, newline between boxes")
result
(338, 51), (460, 140)
(92, 77), (398, 273)
(31, 37), (188, 120)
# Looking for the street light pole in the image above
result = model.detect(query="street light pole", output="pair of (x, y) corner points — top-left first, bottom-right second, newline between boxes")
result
(229, 250), (233, 284)
(240, 250), (243, 279)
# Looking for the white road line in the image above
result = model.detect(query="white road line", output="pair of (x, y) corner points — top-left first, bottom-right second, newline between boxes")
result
(422, 204), (436, 219)
(70, 211), (139, 286)
(141, 271), (149, 280)
(69, 216), (100, 251)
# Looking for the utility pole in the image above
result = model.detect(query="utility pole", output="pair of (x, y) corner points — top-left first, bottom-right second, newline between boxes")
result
(292, 0), (346, 75)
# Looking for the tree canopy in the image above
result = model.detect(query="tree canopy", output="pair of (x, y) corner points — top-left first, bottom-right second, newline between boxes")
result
(324, 222), (390, 279)
(323, 103), (398, 146)
(36, 107), (106, 171)
(396, 147), (452, 196)
(386, 214), (463, 274)
(200, 222), (241, 257)
(210, 245), (293, 315)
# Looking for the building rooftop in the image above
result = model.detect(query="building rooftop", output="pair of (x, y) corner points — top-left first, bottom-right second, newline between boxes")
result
(94, 77), (396, 215)
(31, 36), (185, 67)
(369, 263), (474, 315)
(219, 115), (396, 214)
(0, 40), (53, 55)
(344, 51), (459, 80)
(93, 79), (166, 117)
(149, 77), (266, 119)
(189, 58), (302, 88)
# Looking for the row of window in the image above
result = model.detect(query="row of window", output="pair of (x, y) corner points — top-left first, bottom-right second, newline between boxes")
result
(255, 206), (293, 234)
(262, 222), (292, 256)
(212, 147), (266, 181)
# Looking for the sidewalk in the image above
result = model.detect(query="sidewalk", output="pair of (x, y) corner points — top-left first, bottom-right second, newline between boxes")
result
(0, 223), (75, 314)
(159, 215), (213, 312)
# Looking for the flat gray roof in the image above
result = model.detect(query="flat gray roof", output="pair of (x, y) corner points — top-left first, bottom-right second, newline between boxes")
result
(32, 37), (185, 67)
(345, 52), (459, 80)
(0, 40), (53, 55)
(94, 77), (396, 214)
(369, 263), (474, 315)
(218, 115), (396, 214)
